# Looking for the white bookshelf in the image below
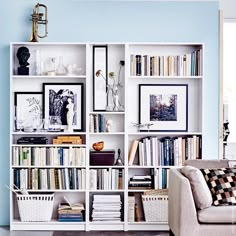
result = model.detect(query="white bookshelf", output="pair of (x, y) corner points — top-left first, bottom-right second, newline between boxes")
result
(10, 42), (203, 231)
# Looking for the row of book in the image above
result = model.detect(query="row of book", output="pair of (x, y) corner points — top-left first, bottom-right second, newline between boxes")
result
(91, 195), (122, 222)
(89, 168), (123, 190)
(58, 202), (84, 222)
(130, 49), (202, 76)
(128, 169), (166, 190)
(128, 135), (202, 167)
(14, 168), (86, 190)
(12, 147), (86, 166)
(89, 114), (107, 133)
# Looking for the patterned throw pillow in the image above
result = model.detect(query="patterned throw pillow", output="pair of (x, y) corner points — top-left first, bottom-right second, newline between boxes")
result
(200, 168), (236, 206)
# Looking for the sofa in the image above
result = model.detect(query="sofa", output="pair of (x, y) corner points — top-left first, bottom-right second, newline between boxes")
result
(168, 160), (236, 236)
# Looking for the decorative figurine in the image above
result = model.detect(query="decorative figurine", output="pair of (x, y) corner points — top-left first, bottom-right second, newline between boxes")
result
(106, 119), (112, 132)
(115, 148), (123, 166)
(66, 97), (74, 132)
(16, 46), (30, 75)
(131, 122), (153, 132)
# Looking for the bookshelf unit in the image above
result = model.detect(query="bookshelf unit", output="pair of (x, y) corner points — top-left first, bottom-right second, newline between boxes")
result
(10, 42), (203, 231)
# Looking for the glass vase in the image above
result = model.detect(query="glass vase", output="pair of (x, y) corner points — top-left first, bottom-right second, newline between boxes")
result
(56, 56), (67, 75)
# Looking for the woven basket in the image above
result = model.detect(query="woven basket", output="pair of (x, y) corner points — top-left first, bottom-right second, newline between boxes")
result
(17, 194), (54, 222)
(142, 194), (168, 222)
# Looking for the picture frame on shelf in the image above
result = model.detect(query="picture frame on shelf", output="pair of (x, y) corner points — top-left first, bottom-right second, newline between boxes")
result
(93, 45), (108, 111)
(43, 83), (83, 131)
(139, 84), (188, 132)
(14, 92), (43, 131)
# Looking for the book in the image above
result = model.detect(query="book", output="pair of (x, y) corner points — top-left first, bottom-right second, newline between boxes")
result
(128, 140), (139, 165)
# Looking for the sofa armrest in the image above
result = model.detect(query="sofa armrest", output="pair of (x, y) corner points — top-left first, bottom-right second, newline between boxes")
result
(169, 168), (199, 236)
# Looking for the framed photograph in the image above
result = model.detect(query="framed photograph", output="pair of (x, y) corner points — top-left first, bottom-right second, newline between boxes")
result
(139, 84), (188, 132)
(93, 45), (108, 111)
(43, 83), (83, 131)
(14, 92), (43, 130)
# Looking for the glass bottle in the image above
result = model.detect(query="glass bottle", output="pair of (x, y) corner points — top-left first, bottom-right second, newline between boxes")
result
(47, 57), (56, 76)
(56, 56), (67, 75)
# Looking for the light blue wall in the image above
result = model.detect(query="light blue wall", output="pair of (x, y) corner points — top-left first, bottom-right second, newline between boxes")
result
(0, 0), (219, 225)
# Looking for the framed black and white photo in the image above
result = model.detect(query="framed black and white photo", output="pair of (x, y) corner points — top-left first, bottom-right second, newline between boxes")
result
(43, 83), (83, 131)
(14, 92), (43, 130)
(139, 84), (188, 132)
(93, 45), (108, 111)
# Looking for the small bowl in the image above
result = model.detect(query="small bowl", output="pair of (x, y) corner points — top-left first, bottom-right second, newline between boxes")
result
(92, 141), (104, 151)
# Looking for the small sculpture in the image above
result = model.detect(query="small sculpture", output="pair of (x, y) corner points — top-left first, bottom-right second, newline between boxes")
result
(16, 46), (30, 75)
(115, 148), (123, 166)
(106, 119), (112, 132)
(66, 97), (74, 132)
(131, 122), (153, 132)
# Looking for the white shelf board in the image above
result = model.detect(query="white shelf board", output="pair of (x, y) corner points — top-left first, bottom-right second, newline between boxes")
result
(11, 144), (86, 147)
(13, 189), (86, 192)
(12, 165), (86, 168)
(11, 131), (86, 135)
(12, 75), (86, 79)
(89, 190), (124, 192)
(128, 165), (178, 169)
(129, 75), (202, 79)
(89, 132), (125, 135)
(128, 189), (152, 192)
(89, 166), (124, 168)
(11, 220), (86, 231)
(89, 112), (125, 115)
(128, 132), (202, 136)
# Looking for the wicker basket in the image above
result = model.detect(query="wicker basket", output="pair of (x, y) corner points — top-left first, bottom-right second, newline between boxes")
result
(17, 194), (54, 222)
(142, 192), (168, 222)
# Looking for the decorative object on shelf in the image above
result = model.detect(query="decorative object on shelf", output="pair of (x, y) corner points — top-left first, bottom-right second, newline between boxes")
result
(32, 49), (41, 75)
(43, 83), (83, 131)
(93, 45), (108, 111)
(131, 122), (154, 132)
(115, 148), (123, 166)
(67, 64), (82, 76)
(29, 3), (48, 42)
(92, 141), (104, 151)
(95, 61), (125, 112)
(56, 56), (67, 75)
(46, 57), (56, 76)
(16, 46), (30, 75)
(66, 97), (74, 132)
(14, 92), (42, 131)
(106, 119), (112, 132)
(90, 149), (115, 166)
(139, 84), (188, 132)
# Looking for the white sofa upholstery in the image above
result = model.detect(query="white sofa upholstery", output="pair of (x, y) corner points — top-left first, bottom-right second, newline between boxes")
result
(168, 160), (236, 236)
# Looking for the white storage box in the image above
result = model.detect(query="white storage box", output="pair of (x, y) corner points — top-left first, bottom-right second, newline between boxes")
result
(17, 194), (54, 222)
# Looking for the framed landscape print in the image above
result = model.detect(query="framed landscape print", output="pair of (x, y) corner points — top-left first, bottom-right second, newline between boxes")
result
(43, 83), (83, 131)
(139, 84), (188, 132)
(14, 92), (42, 130)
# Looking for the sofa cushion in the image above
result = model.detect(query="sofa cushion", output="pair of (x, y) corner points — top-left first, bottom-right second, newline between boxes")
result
(200, 168), (236, 206)
(180, 166), (212, 209)
(198, 205), (236, 223)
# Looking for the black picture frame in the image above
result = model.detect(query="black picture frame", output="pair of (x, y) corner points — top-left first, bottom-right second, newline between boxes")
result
(43, 83), (84, 132)
(139, 84), (188, 132)
(93, 45), (108, 111)
(14, 92), (43, 130)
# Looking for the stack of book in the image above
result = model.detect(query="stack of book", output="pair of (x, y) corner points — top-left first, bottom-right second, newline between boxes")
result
(129, 175), (152, 190)
(91, 195), (122, 222)
(58, 202), (84, 222)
